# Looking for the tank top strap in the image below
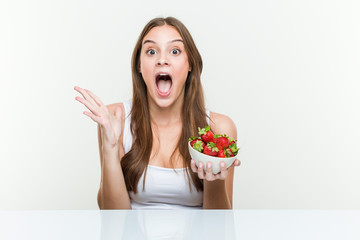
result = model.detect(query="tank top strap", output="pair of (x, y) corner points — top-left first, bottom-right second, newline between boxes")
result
(206, 109), (211, 125)
(122, 99), (133, 154)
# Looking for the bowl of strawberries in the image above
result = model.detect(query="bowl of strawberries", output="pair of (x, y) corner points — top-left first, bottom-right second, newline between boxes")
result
(188, 126), (240, 174)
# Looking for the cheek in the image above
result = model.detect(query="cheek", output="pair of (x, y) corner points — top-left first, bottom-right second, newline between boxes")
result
(175, 59), (190, 77)
(140, 58), (152, 76)
(140, 67), (154, 90)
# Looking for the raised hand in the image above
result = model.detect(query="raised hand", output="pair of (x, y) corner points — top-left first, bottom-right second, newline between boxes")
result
(74, 86), (122, 148)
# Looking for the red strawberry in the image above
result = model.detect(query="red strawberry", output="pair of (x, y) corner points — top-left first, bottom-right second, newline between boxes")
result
(190, 139), (205, 152)
(225, 148), (234, 157)
(203, 142), (218, 156)
(215, 136), (229, 150)
(218, 150), (226, 158)
(189, 137), (200, 146)
(198, 126), (214, 143)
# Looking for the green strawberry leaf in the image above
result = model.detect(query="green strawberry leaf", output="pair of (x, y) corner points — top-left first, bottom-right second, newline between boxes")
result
(229, 143), (240, 155)
(188, 136), (200, 141)
(207, 142), (219, 152)
(198, 127), (206, 135)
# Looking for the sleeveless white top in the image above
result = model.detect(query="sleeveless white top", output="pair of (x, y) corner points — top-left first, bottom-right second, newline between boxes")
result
(122, 100), (209, 210)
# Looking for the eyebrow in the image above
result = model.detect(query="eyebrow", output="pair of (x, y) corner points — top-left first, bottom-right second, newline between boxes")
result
(143, 39), (184, 45)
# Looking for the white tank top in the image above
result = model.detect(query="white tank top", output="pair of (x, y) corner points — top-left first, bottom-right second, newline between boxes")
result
(122, 100), (209, 210)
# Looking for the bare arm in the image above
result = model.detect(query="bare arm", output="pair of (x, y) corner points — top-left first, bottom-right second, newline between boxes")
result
(74, 87), (131, 209)
(97, 113), (131, 209)
(202, 112), (240, 209)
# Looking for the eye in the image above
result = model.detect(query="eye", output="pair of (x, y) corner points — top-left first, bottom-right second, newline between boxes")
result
(171, 49), (181, 55)
(146, 49), (156, 55)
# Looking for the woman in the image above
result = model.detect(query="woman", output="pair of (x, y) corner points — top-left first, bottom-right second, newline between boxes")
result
(74, 17), (241, 209)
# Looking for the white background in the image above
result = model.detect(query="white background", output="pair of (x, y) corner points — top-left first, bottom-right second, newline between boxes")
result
(0, 0), (359, 210)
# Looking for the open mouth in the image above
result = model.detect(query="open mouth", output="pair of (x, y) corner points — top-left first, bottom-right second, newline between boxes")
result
(155, 72), (172, 96)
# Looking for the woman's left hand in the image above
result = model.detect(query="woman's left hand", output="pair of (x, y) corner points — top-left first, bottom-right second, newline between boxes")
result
(190, 159), (241, 181)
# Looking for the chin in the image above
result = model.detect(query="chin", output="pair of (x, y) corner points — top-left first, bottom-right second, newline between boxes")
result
(154, 97), (175, 108)
(148, 87), (184, 110)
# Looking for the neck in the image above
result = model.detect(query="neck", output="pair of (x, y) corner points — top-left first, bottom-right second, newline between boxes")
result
(148, 95), (184, 128)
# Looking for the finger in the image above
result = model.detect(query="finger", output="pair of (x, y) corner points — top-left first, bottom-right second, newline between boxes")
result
(205, 162), (215, 181)
(197, 162), (205, 179)
(83, 111), (101, 124)
(74, 86), (97, 106)
(75, 96), (99, 116)
(235, 159), (241, 166)
(218, 161), (228, 179)
(190, 159), (197, 173)
(229, 159), (241, 168)
(232, 159), (241, 167)
(85, 89), (104, 107)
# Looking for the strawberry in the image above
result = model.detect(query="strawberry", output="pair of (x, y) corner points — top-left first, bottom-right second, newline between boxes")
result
(203, 142), (218, 156)
(190, 139), (205, 152)
(225, 148), (234, 157)
(215, 136), (229, 150)
(198, 126), (214, 143)
(229, 142), (240, 155)
(189, 136), (200, 146)
(218, 150), (226, 158)
(228, 137), (236, 146)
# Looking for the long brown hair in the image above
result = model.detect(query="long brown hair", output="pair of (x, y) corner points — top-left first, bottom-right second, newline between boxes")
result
(121, 17), (208, 194)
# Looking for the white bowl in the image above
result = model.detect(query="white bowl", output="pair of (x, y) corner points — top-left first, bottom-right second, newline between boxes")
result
(188, 141), (238, 174)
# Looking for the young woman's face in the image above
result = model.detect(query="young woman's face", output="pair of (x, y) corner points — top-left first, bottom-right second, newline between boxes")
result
(140, 25), (191, 109)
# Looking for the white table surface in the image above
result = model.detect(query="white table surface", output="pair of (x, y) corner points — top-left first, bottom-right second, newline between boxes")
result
(1, 210), (359, 240)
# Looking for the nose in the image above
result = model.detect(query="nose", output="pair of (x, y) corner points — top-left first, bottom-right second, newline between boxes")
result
(156, 53), (169, 66)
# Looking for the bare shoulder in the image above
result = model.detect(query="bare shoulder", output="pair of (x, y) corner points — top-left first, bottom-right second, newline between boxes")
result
(209, 112), (237, 139)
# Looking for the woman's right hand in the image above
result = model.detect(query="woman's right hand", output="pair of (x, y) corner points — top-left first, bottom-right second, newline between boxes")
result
(74, 86), (122, 148)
